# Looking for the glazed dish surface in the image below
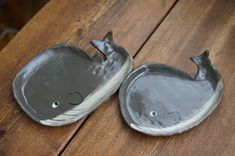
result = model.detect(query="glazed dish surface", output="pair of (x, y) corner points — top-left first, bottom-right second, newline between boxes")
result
(119, 51), (224, 136)
(13, 32), (133, 126)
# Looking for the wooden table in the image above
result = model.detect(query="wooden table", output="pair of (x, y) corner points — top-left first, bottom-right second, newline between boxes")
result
(0, 0), (234, 155)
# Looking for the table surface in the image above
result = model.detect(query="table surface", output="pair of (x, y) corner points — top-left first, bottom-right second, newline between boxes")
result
(0, 0), (235, 155)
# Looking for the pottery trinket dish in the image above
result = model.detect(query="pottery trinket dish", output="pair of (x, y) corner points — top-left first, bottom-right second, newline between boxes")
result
(13, 31), (133, 126)
(119, 51), (224, 136)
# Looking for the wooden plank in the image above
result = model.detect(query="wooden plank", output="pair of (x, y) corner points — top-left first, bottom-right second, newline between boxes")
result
(0, 0), (176, 155)
(62, 0), (235, 155)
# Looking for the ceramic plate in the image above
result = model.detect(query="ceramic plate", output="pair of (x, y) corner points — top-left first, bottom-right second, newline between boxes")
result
(13, 32), (133, 126)
(119, 51), (224, 136)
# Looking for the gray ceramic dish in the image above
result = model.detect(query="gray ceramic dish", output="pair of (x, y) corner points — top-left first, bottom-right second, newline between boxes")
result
(13, 31), (133, 126)
(119, 51), (224, 136)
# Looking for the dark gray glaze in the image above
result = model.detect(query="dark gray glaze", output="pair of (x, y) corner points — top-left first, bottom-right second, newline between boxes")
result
(13, 31), (133, 126)
(119, 51), (224, 136)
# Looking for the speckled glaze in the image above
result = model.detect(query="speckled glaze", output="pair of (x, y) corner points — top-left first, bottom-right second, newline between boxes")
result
(13, 32), (133, 126)
(119, 51), (224, 136)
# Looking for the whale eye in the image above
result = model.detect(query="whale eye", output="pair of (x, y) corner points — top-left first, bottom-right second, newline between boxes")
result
(52, 101), (60, 108)
(149, 111), (157, 117)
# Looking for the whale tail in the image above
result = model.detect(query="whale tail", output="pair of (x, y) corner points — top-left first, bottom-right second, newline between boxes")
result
(190, 51), (214, 80)
(190, 50), (210, 65)
(90, 31), (114, 60)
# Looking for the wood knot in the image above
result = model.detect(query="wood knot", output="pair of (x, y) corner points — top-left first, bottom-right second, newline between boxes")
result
(76, 28), (83, 37)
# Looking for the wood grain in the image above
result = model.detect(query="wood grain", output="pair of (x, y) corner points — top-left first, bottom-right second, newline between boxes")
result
(0, 0), (176, 155)
(62, 0), (235, 155)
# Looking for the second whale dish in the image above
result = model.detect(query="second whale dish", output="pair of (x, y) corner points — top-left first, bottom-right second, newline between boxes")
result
(119, 51), (224, 136)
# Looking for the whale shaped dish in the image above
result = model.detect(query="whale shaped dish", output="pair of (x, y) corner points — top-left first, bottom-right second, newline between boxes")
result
(13, 32), (133, 126)
(119, 51), (224, 136)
